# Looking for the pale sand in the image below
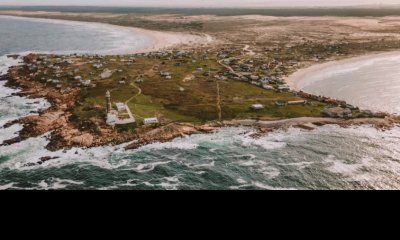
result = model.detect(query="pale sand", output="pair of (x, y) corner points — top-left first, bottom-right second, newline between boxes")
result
(124, 26), (214, 54)
(284, 51), (400, 91)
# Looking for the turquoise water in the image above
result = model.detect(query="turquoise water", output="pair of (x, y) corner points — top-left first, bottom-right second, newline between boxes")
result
(1, 16), (400, 190)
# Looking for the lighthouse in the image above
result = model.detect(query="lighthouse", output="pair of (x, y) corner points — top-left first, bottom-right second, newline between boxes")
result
(106, 90), (111, 113)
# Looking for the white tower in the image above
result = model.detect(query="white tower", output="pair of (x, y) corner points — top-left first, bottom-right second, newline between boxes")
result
(106, 90), (111, 113)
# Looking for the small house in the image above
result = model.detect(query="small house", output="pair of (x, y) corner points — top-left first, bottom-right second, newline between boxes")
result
(275, 100), (287, 106)
(106, 113), (118, 125)
(115, 103), (126, 112)
(249, 75), (260, 81)
(144, 117), (159, 125)
(263, 84), (274, 90)
(251, 104), (264, 110)
(278, 85), (291, 92)
(81, 80), (91, 86)
(322, 107), (352, 118)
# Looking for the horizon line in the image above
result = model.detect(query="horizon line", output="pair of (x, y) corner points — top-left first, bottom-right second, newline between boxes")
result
(1, 4), (400, 9)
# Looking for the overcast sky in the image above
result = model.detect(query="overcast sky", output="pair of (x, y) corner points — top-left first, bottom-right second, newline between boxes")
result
(0, 0), (398, 7)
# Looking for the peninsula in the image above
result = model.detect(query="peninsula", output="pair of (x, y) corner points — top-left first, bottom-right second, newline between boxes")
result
(1, 10), (400, 153)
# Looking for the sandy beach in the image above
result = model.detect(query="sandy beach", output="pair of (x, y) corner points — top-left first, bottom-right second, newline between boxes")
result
(125, 26), (214, 54)
(284, 50), (400, 91)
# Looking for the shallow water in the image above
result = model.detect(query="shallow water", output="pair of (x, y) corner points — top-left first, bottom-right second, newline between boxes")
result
(1, 16), (400, 190)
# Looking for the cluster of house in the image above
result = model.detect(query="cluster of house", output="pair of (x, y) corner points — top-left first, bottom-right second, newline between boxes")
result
(73, 75), (91, 87)
(160, 71), (172, 80)
(25, 55), (80, 90)
(322, 107), (353, 118)
(214, 49), (301, 93)
(296, 91), (375, 118)
(250, 99), (308, 110)
(297, 91), (349, 106)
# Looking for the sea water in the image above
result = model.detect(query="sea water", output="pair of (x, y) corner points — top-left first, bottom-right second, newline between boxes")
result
(1, 16), (400, 190)
(299, 53), (400, 115)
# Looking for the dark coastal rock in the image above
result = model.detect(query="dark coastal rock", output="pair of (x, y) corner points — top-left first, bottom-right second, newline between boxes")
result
(7, 54), (20, 60)
(39, 156), (59, 162)
(2, 120), (19, 129)
(249, 127), (272, 139)
(0, 136), (23, 146)
(125, 123), (216, 150)
(296, 124), (316, 130)
(22, 156), (60, 167)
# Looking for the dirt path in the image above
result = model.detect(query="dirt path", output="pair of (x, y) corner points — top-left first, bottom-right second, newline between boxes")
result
(124, 81), (144, 121)
(216, 81), (222, 122)
(243, 44), (255, 56)
(125, 82), (142, 105)
(218, 59), (242, 78)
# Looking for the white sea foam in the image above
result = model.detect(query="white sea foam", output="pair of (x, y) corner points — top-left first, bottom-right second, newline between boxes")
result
(230, 181), (297, 190)
(237, 178), (248, 184)
(260, 166), (281, 179)
(157, 176), (181, 190)
(187, 161), (215, 168)
(0, 55), (20, 74)
(252, 181), (297, 190)
(37, 178), (84, 190)
(141, 141), (199, 150)
(278, 161), (315, 170)
(237, 160), (266, 167)
(238, 131), (288, 150)
(0, 183), (15, 190)
(124, 161), (173, 173)
(0, 178), (84, 190)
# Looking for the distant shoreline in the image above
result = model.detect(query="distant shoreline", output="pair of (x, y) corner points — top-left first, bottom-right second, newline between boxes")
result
(3, 6), (400, 17)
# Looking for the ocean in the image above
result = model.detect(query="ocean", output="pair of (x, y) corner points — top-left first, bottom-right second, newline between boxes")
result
(1, 16), (400, 190)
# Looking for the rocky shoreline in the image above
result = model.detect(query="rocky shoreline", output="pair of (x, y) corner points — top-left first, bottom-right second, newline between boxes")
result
(0, 55), (216, 152)
(224, 116), (400, 138)
(1, 54), (400, 156)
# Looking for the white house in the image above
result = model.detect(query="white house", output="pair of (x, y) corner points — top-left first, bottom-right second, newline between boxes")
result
(263, 84), (274, 90)
(278, 85), (291, 92)
(115, 103), (126, 112)
(81, 80), (91, 86)
(144, 118), (159, 125)
(106, 113), (118, 125)
(251, 104), (264, 110)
